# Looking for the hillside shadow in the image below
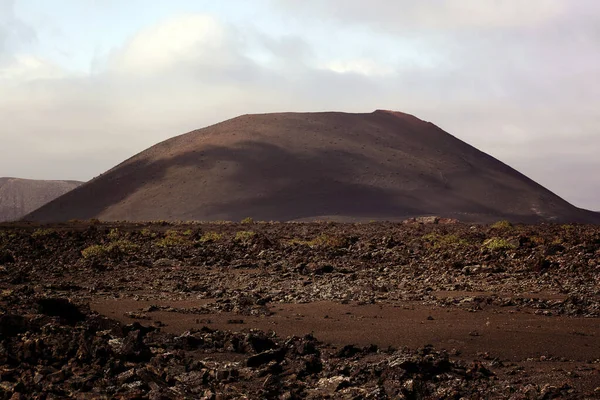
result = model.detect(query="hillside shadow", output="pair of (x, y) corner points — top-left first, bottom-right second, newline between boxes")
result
(27, 140), (423, 221)
(25, 139), (576, 222)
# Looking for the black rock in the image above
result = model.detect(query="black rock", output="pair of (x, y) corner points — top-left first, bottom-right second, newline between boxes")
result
(247, 348), (287, 368)
(36, 298), (86, 324)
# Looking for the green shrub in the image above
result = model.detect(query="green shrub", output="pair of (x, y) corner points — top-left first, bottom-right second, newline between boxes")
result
(81, 240), (139, 260)
(81, 244), (108, 259)
(483, 237), (517, 251)
(31, 228), (56, 239)
(287, 238), (311, 246)
(199, 231), (223, 243)
(422, 233), (469, 248)
(491, 220), (513, 229)
(156, 230), (190, 247)
(241, 217), (254, 224)
(310, 234), (346, 248)
(561, 224), (575, 232)
(107, 228), (121, 241)
(140, 228), (155, 238)
(234, 231), (256, 243)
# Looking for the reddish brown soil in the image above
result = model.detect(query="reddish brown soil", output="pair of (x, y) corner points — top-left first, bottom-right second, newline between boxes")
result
(24, 111), (600, 223)
(92, 298), (599, 361)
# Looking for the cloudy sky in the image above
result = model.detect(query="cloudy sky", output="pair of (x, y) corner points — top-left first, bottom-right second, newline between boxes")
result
(1, 0), (598, 210)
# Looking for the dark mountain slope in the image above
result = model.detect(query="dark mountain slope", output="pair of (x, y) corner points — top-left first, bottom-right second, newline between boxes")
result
(24, 110), (599, 223)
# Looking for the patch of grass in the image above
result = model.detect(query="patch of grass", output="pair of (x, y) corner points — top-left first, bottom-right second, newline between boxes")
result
(1, 232), (17, 240)
(483, 237), (517, 251)
(156, 230), (191, 247)
(491, 220), (513, 229)
(31, 228), (56, 239)
(234, 230), (256, 243)
(287, 238), (311, 246)
(422, 233), (469, 248)
(199, 231), (223, 243)
(241, 217), (254, 224)
(81, 240), (139, 260)
(107, 228), (121, 241)
(561, 224), (575, 232)
(140, 228), (156, 238)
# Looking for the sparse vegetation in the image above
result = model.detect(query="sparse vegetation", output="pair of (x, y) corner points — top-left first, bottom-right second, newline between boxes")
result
(156, 230), (190, 247)
(310, 233), (347, 248)
(241, 217), (254, 224)
(2, 221), (600, 398)
(491, 220), (513, 229)
(422, 233), (469, 248)
(561, 224), (575, 232)
(483, 237), (517, 251)
(234, 230), (256, 243)
(199, 231), (223, 243)
(31, 228), (56, 239)
(140, 228), (156, 238)
(81, 240), (139, 260)
(107, 228), (121, 241)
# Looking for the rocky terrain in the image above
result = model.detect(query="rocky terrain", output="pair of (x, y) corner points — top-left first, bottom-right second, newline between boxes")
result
(0, 219), (599, 398)
(0, 178), (82, 222)
(24, 111), (600, 224)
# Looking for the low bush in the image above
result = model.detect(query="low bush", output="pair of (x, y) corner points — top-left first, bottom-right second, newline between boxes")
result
(107, 228), (121, 241)
(483, 237), (517, 251)
(31, 228), (56, 239)
(491, 220), (513, 230)
(235, 231), (256, 243)
(140, 228), (156, 238)
(199, 232), (223, 243)
(422, 233), (469, 248)
(156, 230), (190, 247)
(81, 240), (139, 260)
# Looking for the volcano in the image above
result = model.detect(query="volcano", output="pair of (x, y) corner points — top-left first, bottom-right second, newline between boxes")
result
(24, 110), (599, 223)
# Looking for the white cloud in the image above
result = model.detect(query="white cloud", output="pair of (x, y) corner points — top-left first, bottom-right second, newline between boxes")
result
(275, 0), (566, 32)
(0, 5), (599, 210)
(0, 54), (64, 83)
(108, 14), (234, 74)
(323, 59), (395, 76)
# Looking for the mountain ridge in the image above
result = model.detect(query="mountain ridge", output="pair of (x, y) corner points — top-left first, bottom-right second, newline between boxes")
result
(0, 177), (83, 222)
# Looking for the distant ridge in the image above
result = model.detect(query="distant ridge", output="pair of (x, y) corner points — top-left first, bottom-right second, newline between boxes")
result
(0, 178), (82, 222)
(24, 110), (599, 223)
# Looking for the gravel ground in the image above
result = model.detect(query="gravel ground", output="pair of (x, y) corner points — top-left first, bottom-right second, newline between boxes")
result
(0, 220), (599, 398)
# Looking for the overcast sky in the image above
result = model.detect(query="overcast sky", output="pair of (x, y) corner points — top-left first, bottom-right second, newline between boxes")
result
(1, 0), (598, 210)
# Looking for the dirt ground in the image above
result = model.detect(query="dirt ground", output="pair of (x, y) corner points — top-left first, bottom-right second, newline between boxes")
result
(0, 220), (599, 398)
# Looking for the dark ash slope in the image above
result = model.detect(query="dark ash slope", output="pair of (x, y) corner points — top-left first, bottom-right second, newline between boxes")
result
(24, 110), (599, 223)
